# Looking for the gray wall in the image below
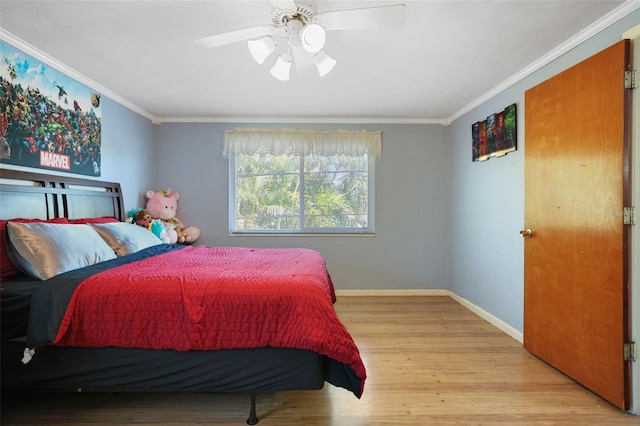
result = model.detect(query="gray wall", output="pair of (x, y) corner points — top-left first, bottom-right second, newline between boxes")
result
(152, 122), (451, 291)
(0, 96), (156, 213)
(101, 98), (156, 210)
(449, 10), (640, 332)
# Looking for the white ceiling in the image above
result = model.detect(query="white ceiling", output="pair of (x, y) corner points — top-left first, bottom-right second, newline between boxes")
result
(0, 1), (637, 125)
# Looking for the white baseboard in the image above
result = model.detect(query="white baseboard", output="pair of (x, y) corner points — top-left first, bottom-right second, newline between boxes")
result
(336, 289), (450, 297)
(448, 292), (523, 343)
(335, 289), (524, 343)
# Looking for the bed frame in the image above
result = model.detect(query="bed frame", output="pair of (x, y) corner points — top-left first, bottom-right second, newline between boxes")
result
(0, 169), (125, 222)
(0, 169), (328, 424)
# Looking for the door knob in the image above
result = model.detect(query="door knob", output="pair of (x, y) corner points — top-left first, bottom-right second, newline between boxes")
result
(520, 229), (533, 238)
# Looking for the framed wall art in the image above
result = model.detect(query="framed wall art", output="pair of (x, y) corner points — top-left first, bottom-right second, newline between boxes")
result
(472, 103), (517, 162)
(0, 40), (102, 176)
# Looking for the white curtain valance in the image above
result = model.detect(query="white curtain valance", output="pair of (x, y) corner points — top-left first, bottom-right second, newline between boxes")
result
(222, 128), (382, 158)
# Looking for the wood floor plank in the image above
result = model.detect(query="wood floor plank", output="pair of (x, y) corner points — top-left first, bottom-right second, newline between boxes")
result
(2, 296), (639, 425)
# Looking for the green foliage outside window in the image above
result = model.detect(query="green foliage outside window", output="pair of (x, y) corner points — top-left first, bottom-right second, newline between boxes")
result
(233, 152), (370, 232)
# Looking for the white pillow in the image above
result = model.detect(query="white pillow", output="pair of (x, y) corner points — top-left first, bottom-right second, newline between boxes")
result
(5, 222), (117, 280)
(91, 222), (162, 257)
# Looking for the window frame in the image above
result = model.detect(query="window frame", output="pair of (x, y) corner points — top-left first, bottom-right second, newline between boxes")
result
(229, 152), (376, 235)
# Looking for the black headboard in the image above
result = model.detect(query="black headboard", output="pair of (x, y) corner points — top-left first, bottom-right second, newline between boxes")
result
(0, 169), (124, 221)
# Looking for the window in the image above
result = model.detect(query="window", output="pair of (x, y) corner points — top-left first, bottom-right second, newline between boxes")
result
(224, 128), (381, 234)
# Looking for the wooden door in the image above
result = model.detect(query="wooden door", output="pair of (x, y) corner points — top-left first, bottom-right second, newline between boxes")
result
(523, 39), (632, 410)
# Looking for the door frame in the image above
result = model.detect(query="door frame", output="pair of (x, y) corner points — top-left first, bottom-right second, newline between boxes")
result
(626, 26), (640, 414)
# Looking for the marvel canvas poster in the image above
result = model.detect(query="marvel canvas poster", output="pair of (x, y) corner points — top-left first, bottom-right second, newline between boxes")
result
(471, 120), (487, 162)
(472, 103), (517, 162)
(0, 40), (102, 176)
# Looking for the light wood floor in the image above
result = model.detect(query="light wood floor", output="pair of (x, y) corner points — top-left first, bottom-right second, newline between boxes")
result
(2, 296), (640, 425)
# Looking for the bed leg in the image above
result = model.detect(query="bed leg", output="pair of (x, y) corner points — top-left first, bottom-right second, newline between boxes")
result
(247, 392), (259, 425)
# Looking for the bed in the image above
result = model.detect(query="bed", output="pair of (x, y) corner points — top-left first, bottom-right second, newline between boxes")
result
(0, 169), (366, 424)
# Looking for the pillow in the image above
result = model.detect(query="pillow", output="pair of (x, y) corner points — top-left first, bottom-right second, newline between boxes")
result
(91, 222), (162, 257)
(5, 222), (117, 281)
(68, 216), (119, 224)
(0, 218), (70, 281)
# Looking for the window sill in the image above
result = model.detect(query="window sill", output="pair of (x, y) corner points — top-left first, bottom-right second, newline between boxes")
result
(229, 232), (375, 237)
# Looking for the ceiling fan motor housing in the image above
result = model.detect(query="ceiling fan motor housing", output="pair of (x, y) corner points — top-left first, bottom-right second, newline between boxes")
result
(271, 2), (317, 30)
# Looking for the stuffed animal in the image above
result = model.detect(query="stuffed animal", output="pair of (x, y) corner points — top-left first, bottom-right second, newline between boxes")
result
(128, 208), (171, 243)
(149, 220), (169, 243)
(145, 189), (200, 244)
(133, 208), (152, 228)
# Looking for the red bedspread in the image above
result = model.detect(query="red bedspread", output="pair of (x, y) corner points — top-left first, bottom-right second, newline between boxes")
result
(53, 246), (366, 392)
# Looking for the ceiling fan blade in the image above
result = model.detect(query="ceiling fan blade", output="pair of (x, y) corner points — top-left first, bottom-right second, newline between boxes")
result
(318, 4), (406, 30)
(271, 0), (296, 11)
(194, 25), (276, 48)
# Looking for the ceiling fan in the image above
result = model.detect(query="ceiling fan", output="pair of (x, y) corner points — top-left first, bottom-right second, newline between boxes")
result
(193, 1), (406, 81)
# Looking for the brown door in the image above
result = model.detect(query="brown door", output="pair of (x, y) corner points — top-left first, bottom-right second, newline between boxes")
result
(523, 39), (632, 410)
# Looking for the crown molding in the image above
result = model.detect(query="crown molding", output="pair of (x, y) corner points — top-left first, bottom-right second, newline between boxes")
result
(152, 116), (447, 125)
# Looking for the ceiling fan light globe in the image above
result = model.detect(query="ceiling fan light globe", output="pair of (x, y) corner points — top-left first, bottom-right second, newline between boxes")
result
(312, 51), (337, 77)
(300, 23), (326, 53)
(270, 55), (292, 81)
(248, 36), (276, 64)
